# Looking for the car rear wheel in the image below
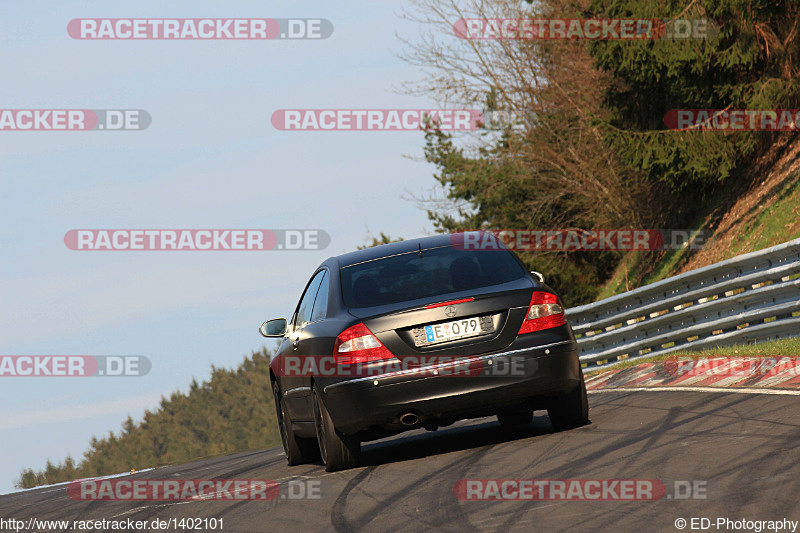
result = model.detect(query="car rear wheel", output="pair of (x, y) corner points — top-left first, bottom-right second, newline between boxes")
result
(497, 409), (533, 428)
(312, 384), (360, 472)
(273, 381), (320, 465)
(547, 375), (589, 431)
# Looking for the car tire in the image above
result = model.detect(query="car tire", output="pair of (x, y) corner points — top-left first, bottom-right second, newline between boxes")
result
(497, 409), (533, 428)
(273, 381), (320, 465)
(547, 375), (589, 431)
(312, 384), (360, 472)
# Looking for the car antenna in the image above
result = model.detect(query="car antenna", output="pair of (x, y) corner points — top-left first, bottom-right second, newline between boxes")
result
(418, 243), (423, 258)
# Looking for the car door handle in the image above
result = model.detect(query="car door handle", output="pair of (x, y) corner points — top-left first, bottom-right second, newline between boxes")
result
(292, 338), (300, 349)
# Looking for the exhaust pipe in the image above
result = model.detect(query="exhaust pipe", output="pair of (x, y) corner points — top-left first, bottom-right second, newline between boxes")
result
(399, 411), (420, 426)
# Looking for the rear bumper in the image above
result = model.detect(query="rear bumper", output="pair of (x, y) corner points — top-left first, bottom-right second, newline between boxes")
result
(319, 336), (581, 435)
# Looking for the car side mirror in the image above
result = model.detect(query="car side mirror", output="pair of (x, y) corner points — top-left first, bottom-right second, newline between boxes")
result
(259, 318), (288, 337)
(530, 271), (544, 283)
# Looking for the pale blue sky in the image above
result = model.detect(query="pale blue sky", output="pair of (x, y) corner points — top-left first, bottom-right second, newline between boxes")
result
(0, 1), (467, 492)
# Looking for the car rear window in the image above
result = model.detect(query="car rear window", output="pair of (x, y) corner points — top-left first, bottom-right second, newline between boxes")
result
(340, 246), (527, 308)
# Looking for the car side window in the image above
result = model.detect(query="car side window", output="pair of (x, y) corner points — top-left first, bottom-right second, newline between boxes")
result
(310, 271), (329, 322)
(294, 271), (325, 328)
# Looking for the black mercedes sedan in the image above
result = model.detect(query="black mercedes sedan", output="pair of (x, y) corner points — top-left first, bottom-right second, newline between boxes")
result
(260, 233), (587, 471)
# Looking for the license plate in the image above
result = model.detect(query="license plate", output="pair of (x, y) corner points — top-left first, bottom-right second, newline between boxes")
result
(423, 317), (490, 345)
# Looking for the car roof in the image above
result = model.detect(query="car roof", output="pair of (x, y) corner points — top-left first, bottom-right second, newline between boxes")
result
(332, 234), (456, 268)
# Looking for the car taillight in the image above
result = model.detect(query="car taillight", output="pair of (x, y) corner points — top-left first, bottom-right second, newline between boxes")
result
(518, 291), (566, 335)
(334, 323), (395, 365)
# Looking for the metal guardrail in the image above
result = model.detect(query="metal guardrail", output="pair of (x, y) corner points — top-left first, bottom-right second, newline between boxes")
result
(565, 238), (800, 368)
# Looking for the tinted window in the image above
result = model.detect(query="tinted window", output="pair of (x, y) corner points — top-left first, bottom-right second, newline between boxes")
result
(294, 271), (325, 327)
(340, 247), (526, 308)
(310, 271), (329, 322)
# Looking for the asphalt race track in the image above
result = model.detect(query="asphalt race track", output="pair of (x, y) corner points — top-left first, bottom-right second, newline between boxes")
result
(2, 390), (799, 532)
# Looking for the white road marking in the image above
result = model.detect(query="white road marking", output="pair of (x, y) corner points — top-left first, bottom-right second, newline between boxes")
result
(588, 386), (800, 396)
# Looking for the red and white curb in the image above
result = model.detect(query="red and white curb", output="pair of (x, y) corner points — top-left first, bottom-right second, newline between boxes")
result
(586, 357), (800, 394)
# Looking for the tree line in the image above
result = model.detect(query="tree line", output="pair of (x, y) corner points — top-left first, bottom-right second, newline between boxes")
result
(16, 350), (280, 489)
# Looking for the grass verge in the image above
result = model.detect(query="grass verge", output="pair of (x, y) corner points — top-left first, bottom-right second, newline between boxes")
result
(583, 336), (800, 377)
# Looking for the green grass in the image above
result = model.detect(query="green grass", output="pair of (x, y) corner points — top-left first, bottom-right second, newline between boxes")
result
(595, 170), (800, 302)
(723, 174), (800, 259)
(584, 336), (800, 377)
(594, 254), (636, 301)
